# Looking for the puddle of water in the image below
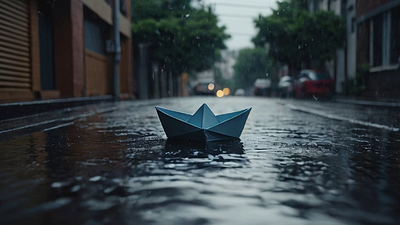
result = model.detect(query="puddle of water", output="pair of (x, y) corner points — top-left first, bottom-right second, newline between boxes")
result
(0, 97), (400, 224)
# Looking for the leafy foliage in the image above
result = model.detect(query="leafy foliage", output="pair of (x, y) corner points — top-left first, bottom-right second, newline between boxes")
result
(346, 64), (370, 95)
(232, 48), (273, 90)
(290, 0), (309, 10)
(131, 0), (230, 74)
(252, 1), (345, 71)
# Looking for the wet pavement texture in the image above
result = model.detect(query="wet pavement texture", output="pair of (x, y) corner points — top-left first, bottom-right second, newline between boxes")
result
(1, 97), (400, 225)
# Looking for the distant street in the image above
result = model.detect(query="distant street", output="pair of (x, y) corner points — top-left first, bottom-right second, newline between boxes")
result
(1, 97), (400, 224)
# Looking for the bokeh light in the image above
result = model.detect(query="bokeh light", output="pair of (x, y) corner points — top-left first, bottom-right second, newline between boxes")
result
(216, 90), (224, 97)
(223, 87), (230, 96)
(208, 83), (215, 91)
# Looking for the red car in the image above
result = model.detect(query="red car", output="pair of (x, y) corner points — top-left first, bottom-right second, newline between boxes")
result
(294, 70), (335, 98)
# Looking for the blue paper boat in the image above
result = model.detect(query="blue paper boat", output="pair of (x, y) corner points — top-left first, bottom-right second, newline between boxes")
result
(156, 103), (251, 141)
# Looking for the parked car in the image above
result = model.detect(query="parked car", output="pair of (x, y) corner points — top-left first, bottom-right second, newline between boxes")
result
(293, 70), (334, 98)
(277, 76), (294, 97)
(194, 78), (215, 96)
(234, 88), (245, 96)
(253, 79), (272, 96)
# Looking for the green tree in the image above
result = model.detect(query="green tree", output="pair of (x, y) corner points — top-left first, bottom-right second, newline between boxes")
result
(232, 47), (273, 91)
(252, 1), (345, 72)
(290, 0), (309, 10)
(131, 0), (230, 75)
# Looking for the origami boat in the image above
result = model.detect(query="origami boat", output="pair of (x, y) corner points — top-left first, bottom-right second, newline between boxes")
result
(156, 103), (251, 141)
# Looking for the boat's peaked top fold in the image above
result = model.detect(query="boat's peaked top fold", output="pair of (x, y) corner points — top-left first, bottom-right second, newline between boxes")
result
(187, 103), (219, 128)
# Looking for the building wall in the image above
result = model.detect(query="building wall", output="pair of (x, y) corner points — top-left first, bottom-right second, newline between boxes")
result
(71, 0), (85, 97)
(53, 0), (85, 98)
(0, 0), (133, 102)
(30, 0), (41, 94)
(119, 36), (131, 96)
(356, 0), (400, 98)
(120, 0), (133, 98)
(356, 0), (393, 17)
(82, 0), (132, 98)
(81, 0), (131, 37)
(347, 0), (357, 80)
(85, 50), (110, 96)
(330, 0), (347, 94)
(331, 0), (341, 14)
(336, 49), (345, 93)
(366, 70), (400, 97)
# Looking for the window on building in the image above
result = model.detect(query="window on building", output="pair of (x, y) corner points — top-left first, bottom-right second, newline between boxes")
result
(382, 11), (391, 66)
(84, 7), (106, 55)
(372, 14), (383, 67)
(120, 0), (127, 16)
(370, 7), (400, 68)
(390, 6), (400, 65)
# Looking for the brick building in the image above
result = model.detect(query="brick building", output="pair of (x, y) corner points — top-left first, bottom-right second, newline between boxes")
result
(0, 0), (133, 102)
(356, 0), (400, 98)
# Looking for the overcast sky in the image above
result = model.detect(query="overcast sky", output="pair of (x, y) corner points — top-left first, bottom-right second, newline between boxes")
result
(200, 0), (278, 50)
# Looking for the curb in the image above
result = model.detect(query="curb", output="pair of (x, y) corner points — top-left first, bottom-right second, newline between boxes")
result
(334, 99), (400, 108)
(0, 95), (113, 121)
(287, 104), (399, 132)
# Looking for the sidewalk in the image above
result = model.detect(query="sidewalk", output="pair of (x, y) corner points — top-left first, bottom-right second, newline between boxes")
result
(0, 95), (113, 121)
(282, 98), (400, 132)
(334, 95), (400, 108)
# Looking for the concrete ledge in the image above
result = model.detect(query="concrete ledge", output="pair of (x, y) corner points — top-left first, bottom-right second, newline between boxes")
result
(335, 98), (400, 108)
(0, 95), (113, 121)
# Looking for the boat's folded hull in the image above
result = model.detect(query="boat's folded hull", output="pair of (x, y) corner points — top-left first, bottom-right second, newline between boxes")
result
(156, 104), (251, 141)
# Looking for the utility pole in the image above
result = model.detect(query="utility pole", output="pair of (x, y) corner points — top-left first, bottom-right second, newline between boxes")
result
(113, 0), (121, 100)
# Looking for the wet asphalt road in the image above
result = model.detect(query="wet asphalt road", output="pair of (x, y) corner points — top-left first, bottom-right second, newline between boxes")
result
(0, 97), (400, 225)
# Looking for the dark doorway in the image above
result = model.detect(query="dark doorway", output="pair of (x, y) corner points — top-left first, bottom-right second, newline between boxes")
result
(38, 1), (55, 90)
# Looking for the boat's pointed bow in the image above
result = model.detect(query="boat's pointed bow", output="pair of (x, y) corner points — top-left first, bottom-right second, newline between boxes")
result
(155, 106), (193, 122)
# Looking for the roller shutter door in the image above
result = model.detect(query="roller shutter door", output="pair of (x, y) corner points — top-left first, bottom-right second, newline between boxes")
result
(0, 0), (31, 90)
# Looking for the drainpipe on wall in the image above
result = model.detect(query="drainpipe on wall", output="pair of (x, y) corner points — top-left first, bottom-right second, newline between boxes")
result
(113, 0), (121, 101)
(138, 43), (149, 100)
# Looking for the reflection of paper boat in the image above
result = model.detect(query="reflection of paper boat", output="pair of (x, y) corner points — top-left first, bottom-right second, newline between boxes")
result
(156, 103), (251, 141)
